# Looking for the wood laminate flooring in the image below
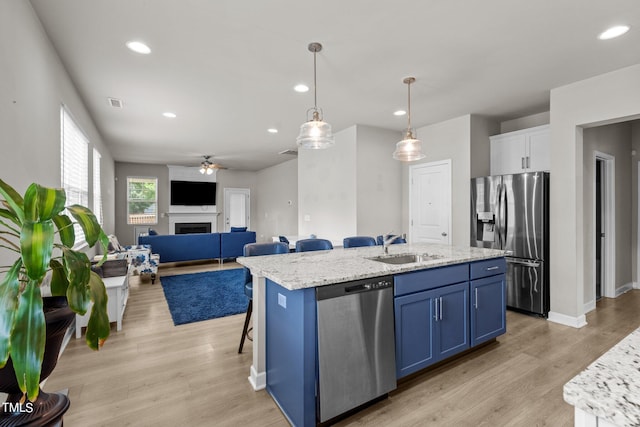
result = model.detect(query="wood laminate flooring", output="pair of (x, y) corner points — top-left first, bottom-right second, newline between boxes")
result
(45, 262), (640, 426)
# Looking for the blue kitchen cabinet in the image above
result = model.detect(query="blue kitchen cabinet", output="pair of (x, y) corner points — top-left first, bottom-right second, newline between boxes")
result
(394, 265), (470, 379)
(394, 288), (437, 377)
(470, 258), (507, 347)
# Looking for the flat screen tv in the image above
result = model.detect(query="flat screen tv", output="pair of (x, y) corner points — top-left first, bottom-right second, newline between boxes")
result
(170, 180), (216, 206)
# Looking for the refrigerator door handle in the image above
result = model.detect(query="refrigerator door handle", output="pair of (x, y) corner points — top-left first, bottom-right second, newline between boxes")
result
(499, 182), (507, 248)
(506, 257), (541, 268)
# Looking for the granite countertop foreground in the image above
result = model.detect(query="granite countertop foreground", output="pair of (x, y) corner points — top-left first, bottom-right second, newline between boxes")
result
(237, 242), (504, 290)
(564, 328), (640, 426)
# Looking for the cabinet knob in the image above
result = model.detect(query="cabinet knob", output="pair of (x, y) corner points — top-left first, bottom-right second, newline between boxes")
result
(441, 232), (448, 237)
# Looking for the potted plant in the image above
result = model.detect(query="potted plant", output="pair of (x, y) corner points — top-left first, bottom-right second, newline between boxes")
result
(0, 179), (111, 424)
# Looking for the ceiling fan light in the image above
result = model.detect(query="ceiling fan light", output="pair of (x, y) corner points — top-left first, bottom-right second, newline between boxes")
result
(199, 166), (206, 174)
(206, 168), (213, 175)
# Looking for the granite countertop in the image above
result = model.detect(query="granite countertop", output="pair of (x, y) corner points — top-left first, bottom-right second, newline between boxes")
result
(236, 242), (504, 290)
(564, 328), (640, 426)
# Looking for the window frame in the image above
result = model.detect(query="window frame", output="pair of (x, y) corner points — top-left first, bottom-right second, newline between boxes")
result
(126, 176), (158, 225)
(93, 148), (103, 226)
(60, 105), (89, 248)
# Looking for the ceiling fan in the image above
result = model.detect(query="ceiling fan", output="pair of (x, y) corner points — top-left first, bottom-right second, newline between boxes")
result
(199, 155), (227, 174)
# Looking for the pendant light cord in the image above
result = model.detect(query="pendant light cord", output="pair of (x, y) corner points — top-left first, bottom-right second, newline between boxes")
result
(407, 80), (412, 130)
(313, 49), (318, 111)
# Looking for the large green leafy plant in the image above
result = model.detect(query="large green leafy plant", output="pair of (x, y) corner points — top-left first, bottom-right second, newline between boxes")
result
(0, 179), (110, 402)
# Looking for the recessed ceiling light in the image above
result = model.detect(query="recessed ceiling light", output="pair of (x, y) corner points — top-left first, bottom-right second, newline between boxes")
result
(126, 40), (151, 54)
(598, 25), (630, 40)
(163, 112), (176, 118)
(267, 128), (278, 134)
(394, 110), (406, 116)
(294, 84), (309, 93)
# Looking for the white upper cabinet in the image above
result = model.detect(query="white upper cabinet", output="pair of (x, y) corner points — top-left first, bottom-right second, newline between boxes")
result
(490, 124), (550, 175)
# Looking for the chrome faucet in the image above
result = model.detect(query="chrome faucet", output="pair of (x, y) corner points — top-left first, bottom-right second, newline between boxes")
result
(383, 233), (402, 254)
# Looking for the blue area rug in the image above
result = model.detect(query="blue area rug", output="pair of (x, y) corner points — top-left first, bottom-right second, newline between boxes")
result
(160, 268), (248, 326)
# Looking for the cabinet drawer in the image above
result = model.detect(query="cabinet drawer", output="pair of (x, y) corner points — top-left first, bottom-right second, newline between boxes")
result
(395, 264), (468, 297)
(470, 258), (506, 280)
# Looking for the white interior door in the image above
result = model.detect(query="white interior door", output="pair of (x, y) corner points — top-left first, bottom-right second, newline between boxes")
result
(410, 160), (452, 244)
(224, 188), (250, 231)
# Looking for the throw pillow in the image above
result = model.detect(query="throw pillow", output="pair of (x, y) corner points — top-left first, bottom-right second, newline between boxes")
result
(230, 227), (247, 232)
(148, 228), (158, 235)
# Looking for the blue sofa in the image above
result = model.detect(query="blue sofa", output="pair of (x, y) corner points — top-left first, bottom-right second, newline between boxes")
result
(138, 231), (256, 264)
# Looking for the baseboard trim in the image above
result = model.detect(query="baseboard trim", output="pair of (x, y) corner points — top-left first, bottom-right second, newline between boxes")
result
(633, 281), (639, 290)
(583, 300), (596, 314)
(616, 282), (634, 297)
(548, 311), (587, 328)
(249, 365), (266, 391)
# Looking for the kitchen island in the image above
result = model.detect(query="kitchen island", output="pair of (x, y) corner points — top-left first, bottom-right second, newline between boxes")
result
(564, 327), (640, 426)
(237, 242), (505, 425)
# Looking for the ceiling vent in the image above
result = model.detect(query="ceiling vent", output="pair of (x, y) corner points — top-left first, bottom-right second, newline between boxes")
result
(108, 97), (123, 108)
(279, 149), (298, 156)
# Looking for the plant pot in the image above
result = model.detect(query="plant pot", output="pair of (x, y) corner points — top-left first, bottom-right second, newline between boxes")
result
(0, 296), (75, 426)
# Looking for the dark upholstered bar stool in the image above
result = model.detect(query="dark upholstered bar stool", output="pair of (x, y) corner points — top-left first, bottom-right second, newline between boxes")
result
(238, 242), (289, 353)
(295, 238), (333, 252)
(343, 236), (377, 248)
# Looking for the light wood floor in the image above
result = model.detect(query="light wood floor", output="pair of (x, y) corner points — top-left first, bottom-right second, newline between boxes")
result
(45, 263), (640, 426)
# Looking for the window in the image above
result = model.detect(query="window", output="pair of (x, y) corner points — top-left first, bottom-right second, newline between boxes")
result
(127, 177), (158, 225)
(61, 105), (89, 245)
(93, 148), (103, 225)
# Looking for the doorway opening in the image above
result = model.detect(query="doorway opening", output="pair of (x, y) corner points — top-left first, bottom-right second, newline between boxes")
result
(593, 151), (615, 301)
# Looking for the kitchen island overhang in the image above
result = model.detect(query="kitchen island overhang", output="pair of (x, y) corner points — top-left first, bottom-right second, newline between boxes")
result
(237, 243), (506, 425)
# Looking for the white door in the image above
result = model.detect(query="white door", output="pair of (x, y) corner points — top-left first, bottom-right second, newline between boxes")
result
(224, 188), (250, 231)
(410, 160), (451, 244)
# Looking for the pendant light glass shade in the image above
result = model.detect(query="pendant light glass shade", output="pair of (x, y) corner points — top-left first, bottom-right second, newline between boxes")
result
(393, 129), (426, 161)
(297, 110), (334, 149)
(393, 77), (425, 161)
(296, 42), (335, 149)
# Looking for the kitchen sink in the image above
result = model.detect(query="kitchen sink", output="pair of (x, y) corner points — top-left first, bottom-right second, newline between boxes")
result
(368, 253), (443, 265)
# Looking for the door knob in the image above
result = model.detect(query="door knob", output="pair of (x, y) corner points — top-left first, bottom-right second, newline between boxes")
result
(441, 232), (448, 237)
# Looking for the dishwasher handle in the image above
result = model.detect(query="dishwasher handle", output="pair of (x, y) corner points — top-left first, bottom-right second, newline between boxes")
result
(316, 276), (394, 300)
(345, 283), (371, 293)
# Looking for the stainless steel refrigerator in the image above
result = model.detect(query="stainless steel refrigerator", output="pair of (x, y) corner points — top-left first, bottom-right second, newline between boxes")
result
(470, 172), (549, 317)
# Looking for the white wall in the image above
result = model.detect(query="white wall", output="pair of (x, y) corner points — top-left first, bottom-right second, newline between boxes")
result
(0, 1), (115, 264)
(355, 126), (403, 238)
(255, 159), (298, 243)
(549, 63), (640, 325)
(298, 126), (358, 241)
(500, 111), (550, 134)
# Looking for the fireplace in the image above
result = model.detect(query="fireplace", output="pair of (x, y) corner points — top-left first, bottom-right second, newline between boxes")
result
(175, 222), (212, 234)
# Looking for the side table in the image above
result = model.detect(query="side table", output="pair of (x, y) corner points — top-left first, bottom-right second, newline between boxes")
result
(76, 272), (129, 338)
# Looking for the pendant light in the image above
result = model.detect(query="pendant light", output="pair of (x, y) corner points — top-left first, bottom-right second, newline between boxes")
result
(393, 77), (426, 161)
(296, 42), (335, 149)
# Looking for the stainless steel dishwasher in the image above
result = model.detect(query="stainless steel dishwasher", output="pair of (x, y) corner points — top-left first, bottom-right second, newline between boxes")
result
(316, 276), (397, 423)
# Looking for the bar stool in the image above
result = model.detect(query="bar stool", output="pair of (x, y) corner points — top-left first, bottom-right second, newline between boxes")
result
(238, 242), (289, 353)
(295, 238), (333, 252)
(343, 236), (377, 248)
